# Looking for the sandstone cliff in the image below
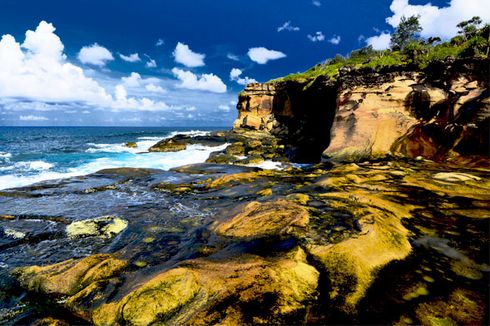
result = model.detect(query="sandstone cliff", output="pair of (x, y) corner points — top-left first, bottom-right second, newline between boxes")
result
(233, 58), (489, 163)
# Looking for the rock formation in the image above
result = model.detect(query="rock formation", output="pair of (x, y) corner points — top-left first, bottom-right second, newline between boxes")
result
(233, 58), (489, 163)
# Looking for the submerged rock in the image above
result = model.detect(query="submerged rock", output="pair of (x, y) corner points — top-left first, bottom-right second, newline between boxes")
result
(66, 216), (128, 239)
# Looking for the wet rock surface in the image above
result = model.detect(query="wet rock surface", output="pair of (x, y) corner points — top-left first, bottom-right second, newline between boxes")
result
(0, 158), (489, 325)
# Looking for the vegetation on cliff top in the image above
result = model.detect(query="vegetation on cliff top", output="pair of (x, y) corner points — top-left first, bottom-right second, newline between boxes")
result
(272, 16), (489, 83)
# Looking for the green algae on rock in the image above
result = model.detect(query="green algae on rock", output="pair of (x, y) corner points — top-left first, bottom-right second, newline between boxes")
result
(212, 199), (309, 239)
(14, 254), (127, 296)
(66, 216), (128, 239)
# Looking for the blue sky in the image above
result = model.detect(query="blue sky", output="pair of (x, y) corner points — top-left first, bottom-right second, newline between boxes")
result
(0, 0), (488, 126)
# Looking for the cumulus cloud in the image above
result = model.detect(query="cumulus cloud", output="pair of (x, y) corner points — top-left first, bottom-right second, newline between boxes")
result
(307, 31), (326, 42)
(78, 43), (114, 66)
(247, 47), (286, 64)
(113, 84), (169, 111)
(0, 21), (170, 112)
(312, 0), (321, 7)
(365, 32), (392, 50)
(121, 72), (166, 93)
(145, 83), (166, 93)
(19, 115), (48, 121)
(386, 0), (490, 39)
(277, 21), (300, 32)
(329, 35), (341, 45)
(119, 52), (140, 62)
(121, 72), (142, 87)
(173, 42), (205, 67)
(172, 68), (226, 93)
(229, 68), (257, 85)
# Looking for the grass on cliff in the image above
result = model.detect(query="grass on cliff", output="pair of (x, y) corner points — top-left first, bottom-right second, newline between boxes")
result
(272, 24), (489, 83)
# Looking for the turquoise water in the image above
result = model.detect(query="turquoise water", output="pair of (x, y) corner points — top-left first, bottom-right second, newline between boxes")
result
(0, 127), (224, 190)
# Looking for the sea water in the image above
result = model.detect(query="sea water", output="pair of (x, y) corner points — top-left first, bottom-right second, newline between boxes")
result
(0, 126), (224, 190)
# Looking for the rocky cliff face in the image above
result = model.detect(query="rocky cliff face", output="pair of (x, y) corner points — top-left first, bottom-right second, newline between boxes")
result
(233, 58), (489, 163)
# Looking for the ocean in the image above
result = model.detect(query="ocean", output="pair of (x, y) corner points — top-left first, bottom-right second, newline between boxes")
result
(0, 126), (225, 190)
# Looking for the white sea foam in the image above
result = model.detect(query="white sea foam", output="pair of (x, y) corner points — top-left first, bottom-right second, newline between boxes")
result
(86, 130), (211, 154)
(0, 152), (12, 162)
(0, 160), (54, 172)
(244, 160), (285, 170)
(0, 143), (227, 190)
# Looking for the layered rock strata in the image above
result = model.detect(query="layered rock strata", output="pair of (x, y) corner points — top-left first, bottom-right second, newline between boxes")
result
(233, 58), (489, 163)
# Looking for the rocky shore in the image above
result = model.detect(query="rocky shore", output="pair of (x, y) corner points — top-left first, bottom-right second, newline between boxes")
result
(0, 57), (489, 325)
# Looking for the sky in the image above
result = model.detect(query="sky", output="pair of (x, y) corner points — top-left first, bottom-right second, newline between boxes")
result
(0, 0), (488, 127)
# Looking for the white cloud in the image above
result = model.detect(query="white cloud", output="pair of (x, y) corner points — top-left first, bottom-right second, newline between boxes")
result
(121, 72), (166, 93)
(230, 68), (242, 80)
(218, 105), (231, 112)
(173, 42), (205, 67)
(78, 43), (114, 66)
(155, 38), (164, 47)
(229, 68), (257, 85)
(145, 58), (157, 68)
(312, 0), (321, 7)
(365, 32), (392, 50)
(113, 84), (169, 111)
(247, 47), (286, 64)
(307, 31), (326, 42)
(19, 115), (48, 121)
(227, 53), (239, 61)
(121, 72), (142, 87)
(172, 67), (226, 93)
(277, 21), (300, 32)
(329, 35), (341, 45)
(119, 53), (140, 62)
(386, 0), (490, 39)
(145, 83), (166, 93)
(0, 21), (170, 112)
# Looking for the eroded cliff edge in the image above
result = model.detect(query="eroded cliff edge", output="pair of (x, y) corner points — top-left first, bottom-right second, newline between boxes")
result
(233, 58), (489, 164)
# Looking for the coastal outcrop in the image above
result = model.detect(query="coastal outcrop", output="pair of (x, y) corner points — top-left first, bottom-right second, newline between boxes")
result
(233, 58), (489, 163)
(3, 159), (489, 324)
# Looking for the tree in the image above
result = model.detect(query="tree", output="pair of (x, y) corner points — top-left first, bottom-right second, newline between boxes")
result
(391, 15), (422, 51)
(403, 41), (427, 63)
(457, 16), (482, 40)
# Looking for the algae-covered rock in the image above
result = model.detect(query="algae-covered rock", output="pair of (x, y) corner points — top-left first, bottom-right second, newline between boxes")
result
(212, 199), (309, 239)
(309, 192), (413, 313)
(93, 248), (319, 325)
(149, 139), (186, 152)
(205, 152), (238, 164)
(14, 254), (127, 296)
(94, 267), (200, 325)
(225, 142), (245, 155)
(124, 142), (137, 149)
(414, 288), (486, 325)
(66, 216), (128, 239)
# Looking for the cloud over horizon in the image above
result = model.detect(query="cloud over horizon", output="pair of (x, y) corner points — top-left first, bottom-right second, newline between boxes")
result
(0, 21), (174, 113)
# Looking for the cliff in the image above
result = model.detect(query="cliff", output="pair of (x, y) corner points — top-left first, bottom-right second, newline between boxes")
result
(233, 58), (489, 164)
